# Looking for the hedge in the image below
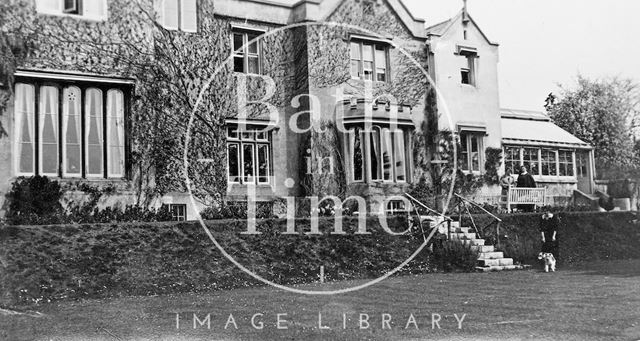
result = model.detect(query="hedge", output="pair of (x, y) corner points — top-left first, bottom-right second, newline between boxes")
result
(0, 216), (479, 306)
(459, 211), (640, 265)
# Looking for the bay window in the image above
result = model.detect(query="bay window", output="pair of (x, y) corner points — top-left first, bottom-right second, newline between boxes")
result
(13, 80), (128, 179)
(348, 126), (409, 183)
(226, 126), (271, 184)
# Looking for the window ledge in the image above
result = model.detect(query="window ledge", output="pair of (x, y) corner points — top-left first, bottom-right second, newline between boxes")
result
(37, 12), (107, 22)
(532, 176), (577, 184)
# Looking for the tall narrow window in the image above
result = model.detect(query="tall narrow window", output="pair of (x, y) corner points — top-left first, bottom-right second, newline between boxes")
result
(460, 133), (482, 172)
(242, 144), (255, 183)
(62, 86), (82, 177)
(228, 142), (240, 183)
(369, 127), (381, 180)
(460, 54), (476, 86)
(14, 84), (35, 175)
(257, 144), (269, 184)
(375, 45), (387, 82)
(39, 86), (59, 176)
(85, 88), (103, 177)
(362, 44), (374, 81)
(232, 31), (261, 74)
(107, 90), (125, 178)
(381, 128), (393, 181)
(460, 133), (469, 171)
(523, 148), (539, 175)
(393, 130), (406, 181)
(470, 135), (480, 171)
(352, 128), (364, 182)
(541, 149), (557, 176)
(350, 42), (361, 79)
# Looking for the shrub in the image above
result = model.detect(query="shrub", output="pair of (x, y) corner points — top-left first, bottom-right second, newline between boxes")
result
(200, 201), (274, 219)
(6, 176), (64, 225)
(431, 239), (479, 272)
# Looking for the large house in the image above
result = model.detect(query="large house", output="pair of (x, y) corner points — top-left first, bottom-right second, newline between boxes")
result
(0, 0), (595, 220)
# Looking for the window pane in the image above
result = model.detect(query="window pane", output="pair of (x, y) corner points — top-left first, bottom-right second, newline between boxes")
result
(369, 128), (381, 180)
(470, 136), (479, 171)
(541, 149), (557, 176)
(39, 86), (59, 175)
(233, 56), (244, 73)
(107, 89), (125, 177)
(227, 126), (238, 139)
(86, 88), (104, 176)
(461, 69), (470, 84)
(14, 83), (35, 174)
(233, 33), (244, 52)
(460, 133), (469, 171)
(523, 148), (539, 175)
(363, 61), (373, 80)
(362, 44), (373, 61)
(241, 131), (254, 140)
(351, 60), (360, 78)
(381, 128), (392, 181)
(352, 128), (364, 181)
(376, 69), (386, 82)
(63, 86), (82, 176)
(505, 146), (520, 173)
(350, 42), (360, 59)
(247, 34), (258, 54)
(242, 144), (255, 183)
(180, 0), (197, 32)
(394, 130), (406, 181)
(257, 144), (269, 183)
(248, 56), (259, 74)
(162, 0), (179, 29)
(228, 143), (240, 182)
(375, 47), (386, 81)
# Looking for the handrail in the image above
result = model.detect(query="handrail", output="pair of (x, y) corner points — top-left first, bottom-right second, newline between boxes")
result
(404, 192), (452, 221)
(454, 193), (502, 222)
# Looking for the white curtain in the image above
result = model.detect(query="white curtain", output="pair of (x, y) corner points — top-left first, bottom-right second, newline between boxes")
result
(394, 130), (406, 181)
(85, 88), (103, 176)
(39, 86), (59, 176)
(107, 90), (124, 177)
(62, 86), (82, 176)
(14, 84), (35, 174)
(381, 128), (392, 181)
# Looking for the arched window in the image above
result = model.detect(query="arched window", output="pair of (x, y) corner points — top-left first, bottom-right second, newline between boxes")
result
(107, 89), (125, 177)
(14, 83), (35, 175)
(85, 88), (103, 177)
(62, 86), (82, 177)
(39, 85), (59, 176)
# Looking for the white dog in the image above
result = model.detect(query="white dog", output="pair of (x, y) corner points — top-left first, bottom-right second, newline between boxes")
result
(538, 252), (556, 272)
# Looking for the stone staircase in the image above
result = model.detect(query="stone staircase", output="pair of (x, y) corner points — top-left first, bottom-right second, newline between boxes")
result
(448, 221), (529, 272)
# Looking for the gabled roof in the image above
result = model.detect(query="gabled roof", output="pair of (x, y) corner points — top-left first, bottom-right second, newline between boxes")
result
(426, 10), (498, 46)
(214, 0), (427, 39)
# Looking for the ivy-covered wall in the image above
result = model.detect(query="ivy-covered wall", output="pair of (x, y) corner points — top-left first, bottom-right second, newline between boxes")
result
(0, 0), (437, 217)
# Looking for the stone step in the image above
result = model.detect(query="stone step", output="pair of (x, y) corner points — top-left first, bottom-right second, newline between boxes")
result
(478, 251), (504, 259)
(460, 238), (485, 246)
(453, 227), (473, 234)
(449, 232), (477, 240)
(477, 258), (514, 267)
(471, 245), (494, 253)
(475, 264), (527, 272)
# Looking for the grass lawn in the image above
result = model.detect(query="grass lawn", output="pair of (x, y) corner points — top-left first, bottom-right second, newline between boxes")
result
(2, 259), (640, 341)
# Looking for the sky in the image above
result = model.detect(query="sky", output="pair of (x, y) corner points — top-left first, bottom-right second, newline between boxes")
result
(403, 0), (640, 111)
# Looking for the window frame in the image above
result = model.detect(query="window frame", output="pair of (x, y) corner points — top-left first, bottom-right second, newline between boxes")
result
(349, 39), (390, 82)
(504, 145), (578, 180)
(35, 0), (108, 21)
(231, 30), (263, 75)
(459, 132), (483, 173)
(13, 78), (131, 180)
(226, 125), (272, 185)
(459, 53), (476, 86)
(156, 0), (198, 33)
(169, 203), (187, 221)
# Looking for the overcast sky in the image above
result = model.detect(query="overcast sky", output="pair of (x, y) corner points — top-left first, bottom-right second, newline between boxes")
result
(403, 0), (640, 111)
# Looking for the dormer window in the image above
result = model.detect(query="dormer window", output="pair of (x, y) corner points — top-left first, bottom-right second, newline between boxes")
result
(350, 38), (389, 82)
